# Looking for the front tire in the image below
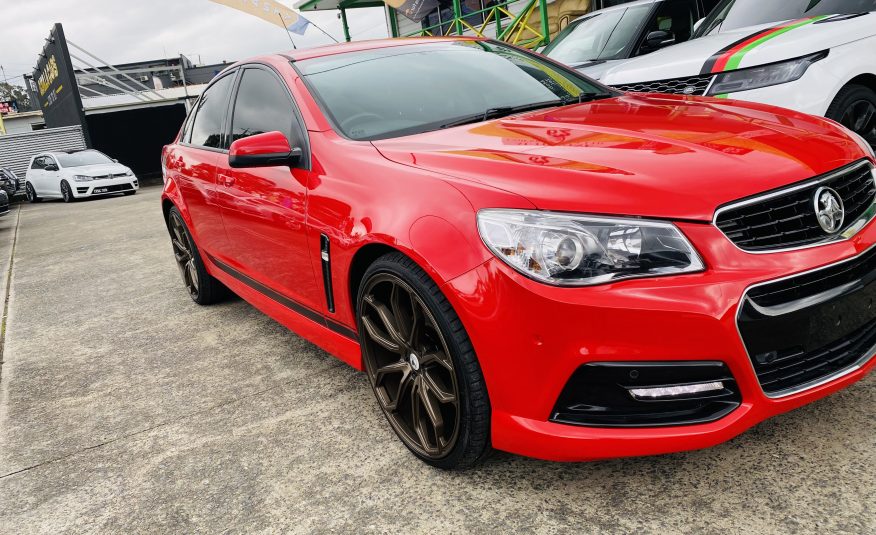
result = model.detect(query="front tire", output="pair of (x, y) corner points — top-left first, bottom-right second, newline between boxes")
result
(60, 180), (75, 203)
(357, 252), (491, 470)
(826, 84), (876, 149)
(25, 182), (41, 203)
(167, 207), (226, 305)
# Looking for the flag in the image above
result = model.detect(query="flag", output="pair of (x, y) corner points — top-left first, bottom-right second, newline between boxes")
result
(384, 0), (439, 23)
(209, 0), (311, 35)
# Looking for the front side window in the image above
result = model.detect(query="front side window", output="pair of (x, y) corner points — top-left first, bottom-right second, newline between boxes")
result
(231, 68), (301, 148)
(297, 41), (609, 141)
(694, 0), (876, 37)
(31, 157), (45, 170)
(544, 4), (653, 64)
(637, 0), (698, 55)
(189, 73), (235, 149)
(55, 150), (113, 168)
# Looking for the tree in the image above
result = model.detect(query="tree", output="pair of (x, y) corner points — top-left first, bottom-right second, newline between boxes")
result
(0, 82), (31, 110)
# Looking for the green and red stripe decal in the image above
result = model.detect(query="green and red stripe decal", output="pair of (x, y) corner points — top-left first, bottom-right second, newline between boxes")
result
(700, 16), (831, 75)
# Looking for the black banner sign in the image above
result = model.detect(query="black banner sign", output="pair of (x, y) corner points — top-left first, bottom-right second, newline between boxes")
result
(32, 23), (89, 142)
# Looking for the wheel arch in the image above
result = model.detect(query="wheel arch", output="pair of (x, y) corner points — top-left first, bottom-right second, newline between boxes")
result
(842, 73), (876, 94)
(348, 242), (409, 316)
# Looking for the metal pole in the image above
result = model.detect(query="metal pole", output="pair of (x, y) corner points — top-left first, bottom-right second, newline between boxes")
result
(277, 13), (298, 49)
(67, 41), (166, 100)
(388, 7), (400, 38)
(340, 9), (351, 42)
(452, 0), (464, 35)
(539, 0), (550, 46)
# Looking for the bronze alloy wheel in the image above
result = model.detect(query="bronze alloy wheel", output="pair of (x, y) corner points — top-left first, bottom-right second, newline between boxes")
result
(170, 211), (200, 299)
(360, 273), (461, 459)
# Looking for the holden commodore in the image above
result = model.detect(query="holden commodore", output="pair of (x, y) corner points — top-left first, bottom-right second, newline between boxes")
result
(161, 38), (876, 469)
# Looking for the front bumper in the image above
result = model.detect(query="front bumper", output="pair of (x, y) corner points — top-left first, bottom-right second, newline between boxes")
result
(72, 176), (139, 198)
(443, 216), (876, 461)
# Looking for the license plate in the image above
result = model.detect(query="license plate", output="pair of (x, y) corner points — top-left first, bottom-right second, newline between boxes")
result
(93, 188), (107, 193)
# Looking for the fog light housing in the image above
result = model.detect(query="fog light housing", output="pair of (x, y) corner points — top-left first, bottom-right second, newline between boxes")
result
(551, 362), (741, 427)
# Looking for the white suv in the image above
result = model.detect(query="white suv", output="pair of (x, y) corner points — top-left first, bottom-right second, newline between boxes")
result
(25, 150), (139, 203)
(600, 0), (876, 147)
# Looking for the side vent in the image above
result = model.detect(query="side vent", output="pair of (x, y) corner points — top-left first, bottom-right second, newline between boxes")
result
(320, 234), (335, 313)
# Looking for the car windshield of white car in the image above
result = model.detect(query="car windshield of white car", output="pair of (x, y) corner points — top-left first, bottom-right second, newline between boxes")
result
(55, 150), (114, 168)
(696, 0), (876, 37)
(295, 41), (612, 141)
(543, 4), (653, 64)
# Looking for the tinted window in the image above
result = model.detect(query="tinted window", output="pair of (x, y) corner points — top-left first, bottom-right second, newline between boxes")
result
(56, 150), (114, 167)
(695, 0), (876, 37)
(231, 68), (301, 147)
(544, 5), (653, 64)
(298, 41), (607, 141)
(189, 73), (235, 149)
(638, 0), (698, 54)
(31, 157), (44, 170)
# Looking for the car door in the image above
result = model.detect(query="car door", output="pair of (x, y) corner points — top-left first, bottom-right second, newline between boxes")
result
(28, 156), (47, 194)
(216, 65), (321, 312)
(42, 155), (62, 197)
(175, 70), (238, 259)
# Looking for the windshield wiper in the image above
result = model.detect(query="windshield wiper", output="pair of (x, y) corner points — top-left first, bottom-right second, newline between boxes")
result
(439, 93), (613, 129)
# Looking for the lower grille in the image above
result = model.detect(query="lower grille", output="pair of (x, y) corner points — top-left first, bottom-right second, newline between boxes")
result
(738, 246), (876, 396)
(612, 74), (714, 96)
(93, 183), (134, 193)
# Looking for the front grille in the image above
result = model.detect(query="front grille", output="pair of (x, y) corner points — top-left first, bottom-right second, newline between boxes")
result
(716, 161), (875, 251)
(738, 246), (876, 396)
(612, 74), (714, 96)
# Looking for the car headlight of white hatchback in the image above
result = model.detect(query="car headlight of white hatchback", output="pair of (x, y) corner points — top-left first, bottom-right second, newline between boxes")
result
(73, 175), (94, 182)
(706, 51), (828, 96)
(477, 209), (705, 286)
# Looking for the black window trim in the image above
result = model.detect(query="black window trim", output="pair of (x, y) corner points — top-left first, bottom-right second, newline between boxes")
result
(227, 62), (311, 171)
(180, 68), (240, 154)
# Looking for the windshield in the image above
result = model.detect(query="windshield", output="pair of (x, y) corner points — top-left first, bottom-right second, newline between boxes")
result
(694, 0), (876, 37)
(296, 41), (610, 141)
(55, 150), (115, 168)
(543, 4), (654, 64)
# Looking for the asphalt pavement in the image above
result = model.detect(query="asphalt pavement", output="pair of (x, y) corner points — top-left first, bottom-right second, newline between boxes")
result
(0, 185), (873, 534)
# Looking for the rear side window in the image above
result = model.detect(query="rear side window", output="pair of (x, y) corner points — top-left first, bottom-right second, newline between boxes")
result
(189, 73), (235, 149)
(30, 157), (45, 170)
(230, 68), (302, 148)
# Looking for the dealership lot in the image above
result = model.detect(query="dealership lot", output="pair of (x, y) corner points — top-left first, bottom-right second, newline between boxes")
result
(0, 185), (872, 533)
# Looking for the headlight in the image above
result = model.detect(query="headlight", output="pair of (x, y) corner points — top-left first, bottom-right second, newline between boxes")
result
(73, 175), (93, 182)
(706, 51), (828, 96)
(477, 210), (705, 286)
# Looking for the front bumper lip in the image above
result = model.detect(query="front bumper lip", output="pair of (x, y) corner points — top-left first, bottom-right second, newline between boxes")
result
(443, 218), (876, 462)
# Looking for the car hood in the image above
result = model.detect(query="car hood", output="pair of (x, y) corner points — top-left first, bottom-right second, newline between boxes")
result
(569, 59), (625, 81)
(602, 13), (876, 85)
(66, 164), (130, 177)
(372, 93), (865, 221)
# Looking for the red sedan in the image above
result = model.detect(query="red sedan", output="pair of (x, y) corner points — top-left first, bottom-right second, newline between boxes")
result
(161, 37), (876, 469)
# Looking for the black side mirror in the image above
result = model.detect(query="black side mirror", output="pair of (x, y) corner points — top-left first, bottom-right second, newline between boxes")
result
(645, 30), (676, 50)
(44, 164), (59, 172)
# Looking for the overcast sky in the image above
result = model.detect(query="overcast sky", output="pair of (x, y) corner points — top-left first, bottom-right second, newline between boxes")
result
(0, 0), (388, 86)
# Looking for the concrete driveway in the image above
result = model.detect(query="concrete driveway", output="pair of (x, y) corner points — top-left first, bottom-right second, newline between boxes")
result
(0, 185), (873, 534)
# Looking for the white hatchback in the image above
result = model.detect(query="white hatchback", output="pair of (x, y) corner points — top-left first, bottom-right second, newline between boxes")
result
(25, 149), (139, 203)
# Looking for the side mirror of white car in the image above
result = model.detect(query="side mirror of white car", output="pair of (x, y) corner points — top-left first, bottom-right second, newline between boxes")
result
(693, 18), (704, 33)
